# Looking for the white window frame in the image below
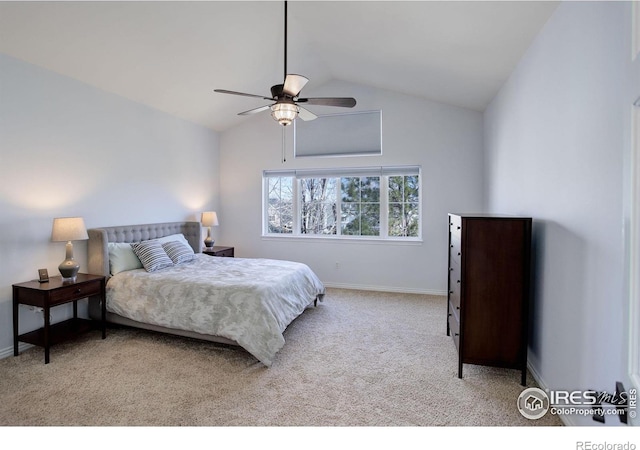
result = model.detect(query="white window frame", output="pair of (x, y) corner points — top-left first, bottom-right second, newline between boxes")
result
(629, 100), (640, 394)
(262, 166), (422, 242)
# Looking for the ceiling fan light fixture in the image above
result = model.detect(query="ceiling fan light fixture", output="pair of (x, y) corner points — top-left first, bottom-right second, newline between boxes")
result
(270, 102), (299, 126)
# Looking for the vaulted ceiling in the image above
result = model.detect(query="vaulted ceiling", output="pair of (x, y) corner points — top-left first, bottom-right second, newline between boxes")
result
(0, 1), (559, 131)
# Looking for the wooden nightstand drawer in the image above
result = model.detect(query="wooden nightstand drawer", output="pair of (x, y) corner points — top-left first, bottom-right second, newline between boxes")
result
(49, 282), (102, 305)
(203, 246), (234, 258)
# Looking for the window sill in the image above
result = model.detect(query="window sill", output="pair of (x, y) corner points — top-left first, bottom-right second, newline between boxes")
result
(261, 234), (423, 245)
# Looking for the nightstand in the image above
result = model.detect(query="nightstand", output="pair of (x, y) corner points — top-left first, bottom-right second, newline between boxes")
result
(202, 246), (234, 257)
(13, 273), (106, 364)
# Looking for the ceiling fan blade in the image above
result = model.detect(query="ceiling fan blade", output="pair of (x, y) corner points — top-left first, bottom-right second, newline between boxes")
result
(214, 89), (274, 101)
(297, 106), (317, 121)
(238, 105), (272, 116)
(297, 97), (357, 108)
(282, 74), (309, 97)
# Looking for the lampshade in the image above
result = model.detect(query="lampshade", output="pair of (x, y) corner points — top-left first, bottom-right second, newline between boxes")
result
(51, 217), (89, 242)
(270, 103), (299, 126)
(201, 211), (219, 227)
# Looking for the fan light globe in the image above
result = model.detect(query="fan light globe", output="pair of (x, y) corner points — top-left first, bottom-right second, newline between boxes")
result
(271, 103), (298, 126)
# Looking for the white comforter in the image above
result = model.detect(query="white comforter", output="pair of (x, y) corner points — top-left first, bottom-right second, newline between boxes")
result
(106, 254), (325, 365)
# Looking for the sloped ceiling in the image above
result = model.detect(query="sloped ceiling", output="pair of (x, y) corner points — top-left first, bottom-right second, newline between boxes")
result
(0, 1), (559, 132)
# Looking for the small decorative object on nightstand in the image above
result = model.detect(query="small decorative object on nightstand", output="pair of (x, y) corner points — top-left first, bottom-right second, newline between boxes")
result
(202, 246), (234, 258)
(51, 217), (89, 282)
(201, 211), (219, 249)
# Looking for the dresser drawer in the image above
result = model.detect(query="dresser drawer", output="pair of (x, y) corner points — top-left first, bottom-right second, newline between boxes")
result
(49, 282), (102, 305)
(448, 262), (461, 313)
(449, 215), (462, 236)
(448, 308), (460, 351)
(449, 234), (462, 265)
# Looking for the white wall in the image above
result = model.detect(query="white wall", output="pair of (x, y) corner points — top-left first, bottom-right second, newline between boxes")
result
(0, 54), (220, 357)
(218, 80), (484, 294)
(484, 1), (638, 426)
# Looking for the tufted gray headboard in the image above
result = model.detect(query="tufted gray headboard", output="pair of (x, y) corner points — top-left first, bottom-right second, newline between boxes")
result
(87, 222), (201, 278)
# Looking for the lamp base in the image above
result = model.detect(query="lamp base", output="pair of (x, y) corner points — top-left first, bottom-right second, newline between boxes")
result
(204, 238), (215, 249)
(59, 259), (80, 282)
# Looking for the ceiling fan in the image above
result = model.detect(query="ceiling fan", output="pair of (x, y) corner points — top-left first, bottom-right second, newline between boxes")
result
(214, 1), (357, 126)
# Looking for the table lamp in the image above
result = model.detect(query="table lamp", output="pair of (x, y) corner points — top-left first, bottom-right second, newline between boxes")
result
(201, 211), (219, 249)
(51, 217), (89, 281)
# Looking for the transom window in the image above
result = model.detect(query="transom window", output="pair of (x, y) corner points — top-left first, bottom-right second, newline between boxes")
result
(263, 166), (421, 240)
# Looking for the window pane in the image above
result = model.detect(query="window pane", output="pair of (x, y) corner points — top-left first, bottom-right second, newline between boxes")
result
(361, 203), (380, 236)
(405, 175), (419, 202)
(267, 177), (293, 234)
(341, 177), (360, 202)
(389, 176), (403, 203)
(361, 177), (380, 202)
(341, 203), (360, 235)
(300, 178), (337, 235)
(388, 203), (404, 237)
(341, 176), (380, 236)
(405, 202), (419, 237)
(389, 202), (419, 237)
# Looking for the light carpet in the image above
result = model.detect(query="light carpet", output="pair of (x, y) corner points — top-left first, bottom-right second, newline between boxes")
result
(0, 288), (562, 426)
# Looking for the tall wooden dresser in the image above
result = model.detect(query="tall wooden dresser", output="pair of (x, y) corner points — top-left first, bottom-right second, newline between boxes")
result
(446, 213), (532, 385)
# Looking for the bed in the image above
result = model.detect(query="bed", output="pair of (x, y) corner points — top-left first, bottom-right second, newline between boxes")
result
(86, 221), (325, 366)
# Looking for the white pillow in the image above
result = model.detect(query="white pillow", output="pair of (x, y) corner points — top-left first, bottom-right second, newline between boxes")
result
(108, 242), (143, 275)
(156, 233), (192, 249)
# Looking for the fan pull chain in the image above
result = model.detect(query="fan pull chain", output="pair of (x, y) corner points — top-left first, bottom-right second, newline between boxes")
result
(282, 126), (286, 163)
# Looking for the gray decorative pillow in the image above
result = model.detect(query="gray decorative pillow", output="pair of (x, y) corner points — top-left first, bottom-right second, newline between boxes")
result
(130, 240), (174, 272)
(162, 240), (195, 265)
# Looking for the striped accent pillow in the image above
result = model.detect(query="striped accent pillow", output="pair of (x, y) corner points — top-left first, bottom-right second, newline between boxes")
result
(162, 240), (195, 265)
(130, 240), (174, 272)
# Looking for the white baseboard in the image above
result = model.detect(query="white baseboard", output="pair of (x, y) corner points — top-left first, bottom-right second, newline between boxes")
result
(323, 282), (446, 296)
(0, 342), (33, 360)
(527, 361), (573, 426)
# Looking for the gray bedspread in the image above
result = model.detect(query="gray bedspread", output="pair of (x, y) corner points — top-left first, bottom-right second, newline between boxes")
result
(106, 254), (325, 365)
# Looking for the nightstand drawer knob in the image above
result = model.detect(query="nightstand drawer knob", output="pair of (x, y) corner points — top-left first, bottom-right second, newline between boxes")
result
(75, 288), (82, 294)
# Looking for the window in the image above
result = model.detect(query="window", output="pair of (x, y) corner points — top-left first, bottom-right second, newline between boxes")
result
(294, 110), (383, 158)
(263, 166), (421, 240)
